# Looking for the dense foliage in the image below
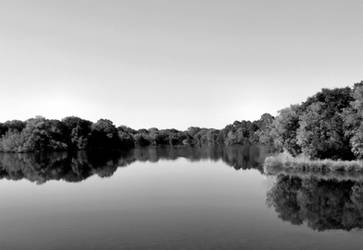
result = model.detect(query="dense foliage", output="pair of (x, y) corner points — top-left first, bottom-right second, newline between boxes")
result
(0, 116), (127, 152)
(1, 80), (363, 160)
(270, 81), (363, 160)
(0, 114), (275, 153)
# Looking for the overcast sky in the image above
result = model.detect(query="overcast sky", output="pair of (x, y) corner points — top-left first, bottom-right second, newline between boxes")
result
(0, 0), (362, 129)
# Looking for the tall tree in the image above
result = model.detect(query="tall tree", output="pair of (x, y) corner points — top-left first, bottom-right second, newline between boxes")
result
(270, 105), (301, 155)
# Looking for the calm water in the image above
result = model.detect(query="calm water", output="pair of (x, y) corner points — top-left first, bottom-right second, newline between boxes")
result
(0, 145), (363, 250)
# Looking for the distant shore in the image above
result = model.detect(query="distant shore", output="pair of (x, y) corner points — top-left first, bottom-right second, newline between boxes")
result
(1, 81), (363, 162)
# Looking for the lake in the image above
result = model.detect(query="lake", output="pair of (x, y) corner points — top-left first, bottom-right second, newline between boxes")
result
(0, 145), (363, 250)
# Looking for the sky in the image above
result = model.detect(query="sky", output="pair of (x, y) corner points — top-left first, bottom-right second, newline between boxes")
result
(0, 0), (362, 129)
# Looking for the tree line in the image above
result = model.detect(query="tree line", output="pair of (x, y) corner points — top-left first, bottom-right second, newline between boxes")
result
(0, 115), (274, 153)
(1, 80), (362, 160)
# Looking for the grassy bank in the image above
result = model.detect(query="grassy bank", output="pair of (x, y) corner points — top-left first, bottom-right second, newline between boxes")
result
(264, 152), (363, 180)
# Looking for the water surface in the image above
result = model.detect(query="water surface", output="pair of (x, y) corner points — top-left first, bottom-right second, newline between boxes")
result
(0, 145), (363, 250)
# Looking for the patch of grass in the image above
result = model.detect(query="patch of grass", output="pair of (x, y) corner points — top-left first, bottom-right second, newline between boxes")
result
(264, 152), (363, 181)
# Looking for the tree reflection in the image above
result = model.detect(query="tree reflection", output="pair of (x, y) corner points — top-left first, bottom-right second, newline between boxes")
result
(0, 145), (268, 184)
(267, 174), (363, 231)
(0, 151), (121, 184)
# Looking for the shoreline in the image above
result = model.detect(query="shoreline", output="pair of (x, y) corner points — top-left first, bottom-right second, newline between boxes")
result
(264, 153), (363, 180)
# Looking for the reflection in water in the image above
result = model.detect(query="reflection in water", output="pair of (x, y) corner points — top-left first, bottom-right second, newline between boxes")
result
(267, 174), (363, 231)
(2, 145), (363, 235)
(2, 146), (363, 250)
(0, 151), (121, 184)
(0, 145), (268, 184)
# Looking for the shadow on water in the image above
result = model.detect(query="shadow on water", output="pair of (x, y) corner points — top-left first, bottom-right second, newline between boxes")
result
(0, 144), (269, 184)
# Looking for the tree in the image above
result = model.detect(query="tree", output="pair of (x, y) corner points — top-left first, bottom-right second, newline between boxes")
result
(87, 119), (121, 150)
(0, 130), (23, 152)
(255, 113), (274, 145)
(20, 117), (68, 152)
(0, 120), (26, 137)
(134, 134), (151, 146)
(297, 87), (354, 159)
(117, 126), (135, 148)
(270, 105), (301, 155)
(62, 116), (92, 150)
(349, 82), (363, 159)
